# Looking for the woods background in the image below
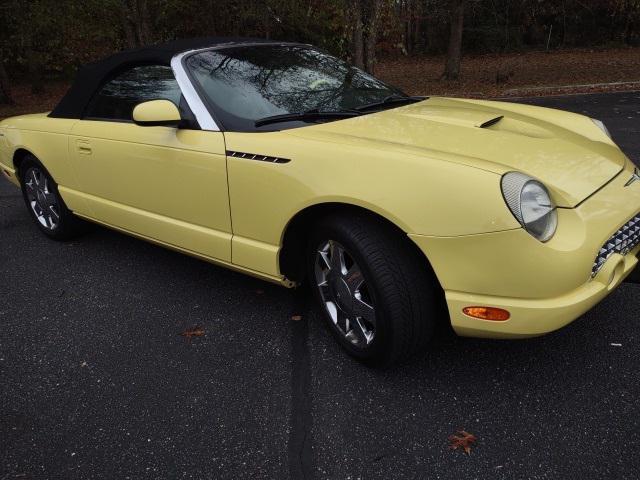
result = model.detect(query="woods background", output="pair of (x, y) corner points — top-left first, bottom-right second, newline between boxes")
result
(1, 0), (639, 106)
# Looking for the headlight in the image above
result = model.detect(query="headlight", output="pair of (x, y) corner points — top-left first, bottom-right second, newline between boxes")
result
(592, 119), (612, 139)
(501, 172), (558, 242)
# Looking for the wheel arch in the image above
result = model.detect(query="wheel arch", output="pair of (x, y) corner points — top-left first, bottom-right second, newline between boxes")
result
(12, 148), (36, 178)
(278, 202), (442, 291)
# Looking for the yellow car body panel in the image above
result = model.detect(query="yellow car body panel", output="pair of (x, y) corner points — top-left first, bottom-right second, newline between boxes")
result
(224, 125), (520, 269)
(0, 113), (79, 189)
(1, 96), (639, 339)
(411, 164), (640, 300)
(67, 120), (232, 262)
(290, 98), (625, 208)
(411, 163), (640, 337)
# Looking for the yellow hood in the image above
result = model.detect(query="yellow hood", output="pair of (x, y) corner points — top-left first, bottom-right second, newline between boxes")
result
(288, 97), (627, 207)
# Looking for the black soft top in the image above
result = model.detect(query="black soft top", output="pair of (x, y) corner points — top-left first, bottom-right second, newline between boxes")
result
(49, 37), (279, 119)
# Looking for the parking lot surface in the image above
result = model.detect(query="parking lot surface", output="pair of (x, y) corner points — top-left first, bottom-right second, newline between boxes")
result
(1, 92), (639, 479)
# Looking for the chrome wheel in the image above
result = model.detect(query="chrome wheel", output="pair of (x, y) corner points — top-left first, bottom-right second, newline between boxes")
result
(314, 240), (376, 348)
(24, 167), (60, 231)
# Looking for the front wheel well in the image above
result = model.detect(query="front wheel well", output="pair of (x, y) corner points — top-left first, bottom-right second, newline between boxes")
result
(279, 203), (441, 290)
(12, 148), (34, 177)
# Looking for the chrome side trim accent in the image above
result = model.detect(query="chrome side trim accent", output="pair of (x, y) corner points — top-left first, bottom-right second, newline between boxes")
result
(170, 52), (219, 131)
(226, 150), (290, 164)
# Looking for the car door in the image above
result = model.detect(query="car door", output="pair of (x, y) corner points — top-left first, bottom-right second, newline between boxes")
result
(69, 64), (231, 262)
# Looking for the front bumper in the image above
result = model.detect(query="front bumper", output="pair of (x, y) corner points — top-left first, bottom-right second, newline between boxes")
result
(444, 247), (638, 338)
(410, 162), (640, 339)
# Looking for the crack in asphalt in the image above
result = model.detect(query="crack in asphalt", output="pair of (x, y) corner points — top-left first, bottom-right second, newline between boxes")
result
(288, 288), (314, 480)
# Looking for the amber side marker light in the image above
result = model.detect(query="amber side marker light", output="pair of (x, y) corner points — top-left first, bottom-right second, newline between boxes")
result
(463, 306), (511, 321)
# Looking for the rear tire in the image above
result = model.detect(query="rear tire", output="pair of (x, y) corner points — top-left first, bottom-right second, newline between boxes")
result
(307, 212), (438, 366)
(19, 155), (86, 240)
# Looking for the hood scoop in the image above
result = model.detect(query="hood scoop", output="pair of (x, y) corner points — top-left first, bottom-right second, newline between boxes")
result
(402, 107), (507, 130)
(477, 115), (504, 129)
(401, 106), (550, 138)
(477, 114), (553, 137)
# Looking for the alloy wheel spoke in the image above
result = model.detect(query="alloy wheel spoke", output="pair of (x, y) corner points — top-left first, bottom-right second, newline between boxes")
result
(31, 200), (42, 216)
(340, 315), (351, 335)
(43, 190), (57, 208)
(315, 247), (330, 285)
(344, 263), (364, 292)
(314, 238), (376, 349)
(25, 168), (57, 230)
(353, 296), (375, 325)
(41, 212), (51, 228)
(25, 180), (37, 196)
(49, 205), (60, 220)
(31, 170), (40, 187)
(325, 301), (339, 323)
(351, 317), (372, 345)
(319, 250), (331, 271)
(329, 241), (346, 274)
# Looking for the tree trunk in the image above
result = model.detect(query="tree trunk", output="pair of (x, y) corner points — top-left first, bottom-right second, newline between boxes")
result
(27, 49), (45, 95)
(442, 0), (465, 80)
(121, 11), (137, 48)
(135, 0), (153, 45)
(0, 58), (14, 105)
(363, 0), (382, 74)
(205, 0), (217, 35)
(402, 0), (412, 55)
(350, 0), (365, 69)
(349, 0), (382, 73)
(413, 5), (422, 52)
(121, 0), (153, 48)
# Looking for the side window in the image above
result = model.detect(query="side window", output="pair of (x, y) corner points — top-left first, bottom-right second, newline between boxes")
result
(84, 65), (182, 122)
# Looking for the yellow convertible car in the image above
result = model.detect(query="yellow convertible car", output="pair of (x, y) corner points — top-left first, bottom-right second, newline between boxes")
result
(1, 38), (639, 365)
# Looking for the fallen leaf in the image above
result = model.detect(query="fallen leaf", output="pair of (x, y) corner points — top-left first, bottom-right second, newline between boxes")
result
(448, 430), (477, 455)
(291, 315), (303, 321)
(180, 326), (205, 340)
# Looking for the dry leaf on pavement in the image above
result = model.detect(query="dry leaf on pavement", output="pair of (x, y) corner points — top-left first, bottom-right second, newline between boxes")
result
(180, 326), (205, 340)
(448, 430), (477, 455)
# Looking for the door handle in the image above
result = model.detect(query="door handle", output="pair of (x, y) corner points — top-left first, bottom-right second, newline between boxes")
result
(76, 139), (92, 155)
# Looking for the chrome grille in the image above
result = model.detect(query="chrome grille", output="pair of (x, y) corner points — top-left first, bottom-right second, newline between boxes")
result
(592, 212), (640, 277)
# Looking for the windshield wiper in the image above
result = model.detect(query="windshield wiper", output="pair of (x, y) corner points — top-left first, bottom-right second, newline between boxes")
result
(255, 109), (361, 127)
(354, 95), (426, 112)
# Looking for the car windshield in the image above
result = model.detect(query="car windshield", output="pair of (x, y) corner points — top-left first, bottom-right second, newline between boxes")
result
(184, 44), (407, 131)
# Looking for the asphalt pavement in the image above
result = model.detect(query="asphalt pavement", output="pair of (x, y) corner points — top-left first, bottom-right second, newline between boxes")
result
(1, 91), (640, 480)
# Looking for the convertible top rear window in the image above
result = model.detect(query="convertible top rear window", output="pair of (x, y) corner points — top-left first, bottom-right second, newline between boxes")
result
(185, 45), (404, 132)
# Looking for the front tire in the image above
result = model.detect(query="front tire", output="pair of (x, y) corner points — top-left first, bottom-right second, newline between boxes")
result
(19, 155), (85, 240)
(307, 212), (438, 366)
